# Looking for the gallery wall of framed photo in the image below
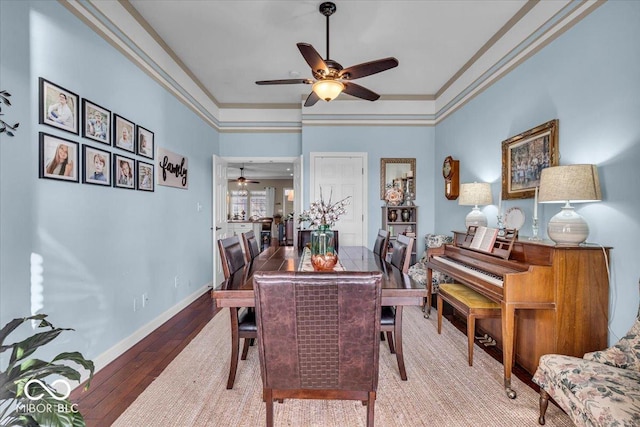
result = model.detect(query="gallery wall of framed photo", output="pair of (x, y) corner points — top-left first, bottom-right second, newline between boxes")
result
(38, 77), (156, 192)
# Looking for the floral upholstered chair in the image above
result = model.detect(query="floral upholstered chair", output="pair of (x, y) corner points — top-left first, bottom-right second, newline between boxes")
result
(407, 233), (454, 318)
(532, 279), (640, 426)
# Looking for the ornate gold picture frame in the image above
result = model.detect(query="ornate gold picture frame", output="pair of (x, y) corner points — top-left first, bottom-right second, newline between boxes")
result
(501, 119), (559, 200)
(380, 158), (416, 199)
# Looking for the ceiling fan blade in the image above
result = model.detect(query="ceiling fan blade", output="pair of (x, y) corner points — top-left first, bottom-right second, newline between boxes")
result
(339, 57), (399, 80)
(297, 43), (329, 75)
(342, 82), (380, 101)
(255, 79), (313, 85)
(304, 91), (321, 107)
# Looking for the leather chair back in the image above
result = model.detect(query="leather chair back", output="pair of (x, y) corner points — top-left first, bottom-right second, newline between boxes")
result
(217, 236), (246, 279)
(390, 234), (414, 273)
(242, 230), (261, 263)
(373, 229), (390, 260)
(253, 271), (382, 426)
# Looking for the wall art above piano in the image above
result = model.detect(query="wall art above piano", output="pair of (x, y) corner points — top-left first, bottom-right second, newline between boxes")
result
(501, 119), (558, 200)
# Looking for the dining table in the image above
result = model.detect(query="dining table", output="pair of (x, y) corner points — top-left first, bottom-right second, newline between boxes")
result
(211, 245), (427, 384)
(211, 245), (427, 309)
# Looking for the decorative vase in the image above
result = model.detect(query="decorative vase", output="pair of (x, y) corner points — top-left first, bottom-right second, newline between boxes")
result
(388, 209), (398, 222)
(401, 209), (411, 222)
(310, 225), (338, 271)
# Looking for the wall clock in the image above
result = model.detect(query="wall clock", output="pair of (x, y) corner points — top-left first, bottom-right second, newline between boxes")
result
(442, 156), (459, 200)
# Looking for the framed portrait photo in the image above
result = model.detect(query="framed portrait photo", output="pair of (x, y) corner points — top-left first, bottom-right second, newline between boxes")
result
(82, 99), (111, 145)
(113, 114), (135, 153)
(82, 145), (111, 186)
(137, 161), (154, 192)
(501, 119), (559, 200)
(113, 154), (135, 190)
(39, 132), (79, 183)
(39, 78), (79, 135)
(136, 126), (154, 159)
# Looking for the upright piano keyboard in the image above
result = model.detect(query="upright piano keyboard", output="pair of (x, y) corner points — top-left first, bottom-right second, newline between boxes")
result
(426, 230), (610, 398)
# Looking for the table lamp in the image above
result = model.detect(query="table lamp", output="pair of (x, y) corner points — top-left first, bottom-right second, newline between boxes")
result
(538, 164), (601, 245)
(459, 182), (493, 228)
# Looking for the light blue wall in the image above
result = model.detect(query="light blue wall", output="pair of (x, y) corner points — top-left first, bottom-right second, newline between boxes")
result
(435, 0), (640, 342)
(302, 125), (436, 256)
(219, 132), (300, 157)
(0, 1), (218, 361)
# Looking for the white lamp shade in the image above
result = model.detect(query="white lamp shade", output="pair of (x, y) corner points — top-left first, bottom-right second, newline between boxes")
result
(538, 164), (601, 203)
(538, 164), (601, 245)
(312, 80), (344, 102)
(458, 182), (493, 206)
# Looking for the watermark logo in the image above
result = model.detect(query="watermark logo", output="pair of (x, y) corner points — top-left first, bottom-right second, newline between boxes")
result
(24, 379), (71, 401)
(17, 379), (79, 415)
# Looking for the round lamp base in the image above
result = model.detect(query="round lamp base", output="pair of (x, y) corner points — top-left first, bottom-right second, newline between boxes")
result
(547, 206), (589, 245)
(465, 207), (488, 228)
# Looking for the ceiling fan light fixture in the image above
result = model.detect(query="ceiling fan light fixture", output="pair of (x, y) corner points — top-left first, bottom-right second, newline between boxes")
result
(312, 79), (344, 102)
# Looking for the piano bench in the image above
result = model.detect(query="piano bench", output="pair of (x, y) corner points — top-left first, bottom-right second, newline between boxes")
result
(437, 283), (501, 366)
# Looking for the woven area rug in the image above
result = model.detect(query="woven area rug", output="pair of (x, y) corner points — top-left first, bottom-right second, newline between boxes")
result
(113, 306), (572, 426)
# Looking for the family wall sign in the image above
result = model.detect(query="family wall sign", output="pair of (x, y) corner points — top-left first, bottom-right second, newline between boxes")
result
(157, 147), (188, 189)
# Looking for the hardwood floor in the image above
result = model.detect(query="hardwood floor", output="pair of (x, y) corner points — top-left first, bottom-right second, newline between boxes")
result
(69, 290), (220, 427)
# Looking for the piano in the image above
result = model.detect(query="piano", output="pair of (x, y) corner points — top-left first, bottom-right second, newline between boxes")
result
(426, 229), (610, 398)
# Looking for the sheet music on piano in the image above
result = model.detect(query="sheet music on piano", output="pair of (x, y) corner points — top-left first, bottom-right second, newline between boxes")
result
(469, 226), (499, 252)
(460, 226), (518, 259)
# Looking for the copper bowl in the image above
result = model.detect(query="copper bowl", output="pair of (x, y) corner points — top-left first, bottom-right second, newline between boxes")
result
(311, 253), (338, 271)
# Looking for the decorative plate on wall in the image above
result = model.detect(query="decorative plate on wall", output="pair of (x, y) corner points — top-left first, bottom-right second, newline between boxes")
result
(504, 207), (525, 230)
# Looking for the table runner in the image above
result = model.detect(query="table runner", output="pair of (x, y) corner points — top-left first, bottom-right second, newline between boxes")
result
(298, 247), (346, 272)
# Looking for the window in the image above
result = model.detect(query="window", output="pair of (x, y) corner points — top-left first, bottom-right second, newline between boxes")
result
(249, 191), (266, 217)
(229, 190), (266, 219)
(229, 191), (248, 219)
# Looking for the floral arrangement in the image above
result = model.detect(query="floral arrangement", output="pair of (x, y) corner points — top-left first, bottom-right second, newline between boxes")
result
(301, 188), (351, 228)
(385, 184), (404, 206)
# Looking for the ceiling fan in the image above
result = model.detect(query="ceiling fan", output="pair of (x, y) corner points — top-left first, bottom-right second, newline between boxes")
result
(236, 166), (260, 185)
(256, 1), (399, 107)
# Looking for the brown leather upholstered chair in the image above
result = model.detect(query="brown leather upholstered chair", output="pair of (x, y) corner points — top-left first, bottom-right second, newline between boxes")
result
(217, 235), (256, 389)
(373, 229), (390, 261)
(253, 271), (382, 427)
(241, 230), (261, 264)
(380, 234), (414, 381)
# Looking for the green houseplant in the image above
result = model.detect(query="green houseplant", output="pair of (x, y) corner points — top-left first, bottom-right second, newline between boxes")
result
(0, 314), (94, 427)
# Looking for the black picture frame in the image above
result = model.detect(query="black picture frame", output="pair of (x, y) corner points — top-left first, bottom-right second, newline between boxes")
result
(39, 78), (79, 135)
(136, 126), (155, 159)
(113, 114), (135, 153)
(136, 125), (154, 159)
(82, 145), (111, 186)
(113, 154), (135, 190)
(137, 160), (154, 192)
(82, 99), (111, 145)
(39, 132), (79, 183)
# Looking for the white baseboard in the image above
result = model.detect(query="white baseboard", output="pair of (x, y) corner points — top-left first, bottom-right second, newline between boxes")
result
(75, 282), (213, 388)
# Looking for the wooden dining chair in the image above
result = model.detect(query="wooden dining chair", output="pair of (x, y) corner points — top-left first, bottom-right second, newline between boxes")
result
(217, 235), (256, 389)
(380, 233), (414, 381)
(241, 230), (261, 264)
(373, 229), (390, 261)
(253, 271), (383, 427)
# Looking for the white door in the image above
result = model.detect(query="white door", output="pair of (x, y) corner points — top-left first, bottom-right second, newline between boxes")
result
(310, 153), (367, 247)
(212, 155), (228, 287)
